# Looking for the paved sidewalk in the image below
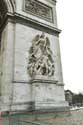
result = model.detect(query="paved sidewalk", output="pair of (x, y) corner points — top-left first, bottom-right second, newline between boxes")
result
(38, 109), (83, 125)
(53, 110), (83, 125)
(1, 109), (83, 125)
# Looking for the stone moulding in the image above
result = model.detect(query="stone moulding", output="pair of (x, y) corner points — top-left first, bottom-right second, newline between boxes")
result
(0, 13), (61, 35)
(30, 79), (58, 84)
(12, 80), (64, 86)
(30, 79), (64, 86)
(23, 0), (54, 23)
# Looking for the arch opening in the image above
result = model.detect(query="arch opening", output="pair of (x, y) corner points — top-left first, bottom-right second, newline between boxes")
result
(0, 0), (8, 52)
(0, 0), (8, 25)
(0, 0), (14, 27)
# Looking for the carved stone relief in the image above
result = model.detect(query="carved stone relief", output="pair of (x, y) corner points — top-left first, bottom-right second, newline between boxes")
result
(24, 0), (53, 22)
(27, 33), (55, 77)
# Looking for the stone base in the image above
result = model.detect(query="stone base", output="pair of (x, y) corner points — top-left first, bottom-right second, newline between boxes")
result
(32, 79), (68, 110)
(0, 102), (34, 112)
(34, 101), (68, 110)
(1, 107), (70, 125)
(0, 102), (69, 116)
(0, 80), (68, 112)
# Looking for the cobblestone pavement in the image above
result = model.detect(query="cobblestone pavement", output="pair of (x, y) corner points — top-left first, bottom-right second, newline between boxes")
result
(53, 110), (83, 125)
(39, 109), (83, 125)
(55, 110), (83, 125)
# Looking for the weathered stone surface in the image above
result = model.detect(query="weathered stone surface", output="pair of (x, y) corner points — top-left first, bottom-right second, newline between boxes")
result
(24, 0), (53, 22)
(0, 0), (68, 112)
(14, 23), (63, 83)
(2, 109), (83, 125)
(16, 0), (57, 28)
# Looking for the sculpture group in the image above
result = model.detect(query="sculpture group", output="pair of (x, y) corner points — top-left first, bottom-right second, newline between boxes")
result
(27, 33), (55, 77)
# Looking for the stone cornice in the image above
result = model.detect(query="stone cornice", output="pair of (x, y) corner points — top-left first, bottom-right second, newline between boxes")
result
(30, 79), (64, 86)
(30, 79), (58, 84)
(12, 80), (64, 86)
(12, 12), (61, 33)
(0, 12), (61, 35)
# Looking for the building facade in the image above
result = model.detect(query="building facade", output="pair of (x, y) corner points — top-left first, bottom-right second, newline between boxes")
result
(65, 90), (73, 106)
(0, 0), (68, 114)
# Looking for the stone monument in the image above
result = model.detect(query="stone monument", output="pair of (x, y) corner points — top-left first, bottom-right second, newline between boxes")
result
(0, 0), (68, 114)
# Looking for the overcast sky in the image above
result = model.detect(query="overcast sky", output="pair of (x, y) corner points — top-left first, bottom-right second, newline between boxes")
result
(56, 0), (83, 93)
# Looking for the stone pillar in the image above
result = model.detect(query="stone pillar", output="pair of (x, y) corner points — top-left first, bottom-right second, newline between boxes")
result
(0, 0), (68, 112)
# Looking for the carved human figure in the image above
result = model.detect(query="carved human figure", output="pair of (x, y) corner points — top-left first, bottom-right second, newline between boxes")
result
(27, 32), (55, 77)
